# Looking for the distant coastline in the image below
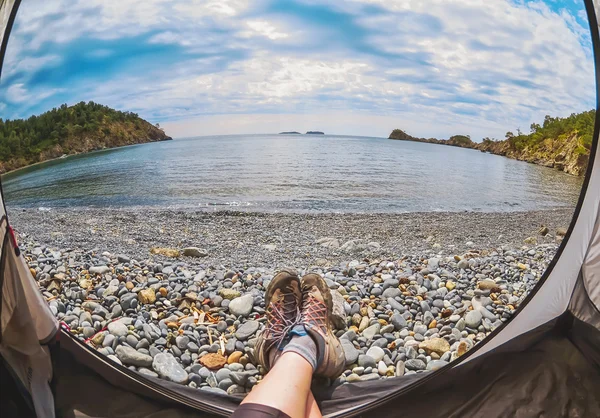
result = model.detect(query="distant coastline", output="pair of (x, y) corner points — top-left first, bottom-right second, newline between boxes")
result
(389, 110), (593, 176)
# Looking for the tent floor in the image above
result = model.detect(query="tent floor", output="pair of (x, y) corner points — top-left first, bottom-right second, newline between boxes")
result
(55, 347), (220, 418)
(0, 355), (36, 418)
(54, 315), (600, 418)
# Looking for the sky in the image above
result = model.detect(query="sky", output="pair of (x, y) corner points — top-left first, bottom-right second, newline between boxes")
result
(0, 0), (595, 140)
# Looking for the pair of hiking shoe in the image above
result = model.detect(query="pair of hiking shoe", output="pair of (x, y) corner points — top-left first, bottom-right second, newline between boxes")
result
(255, 269), (345, 378)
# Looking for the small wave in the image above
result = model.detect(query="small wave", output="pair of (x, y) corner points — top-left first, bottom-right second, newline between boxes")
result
(38, 207), (52, 212)
(207, 201), (255, 207)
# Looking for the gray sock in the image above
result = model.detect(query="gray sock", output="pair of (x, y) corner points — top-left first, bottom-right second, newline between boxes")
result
(281, 324), (317, 370)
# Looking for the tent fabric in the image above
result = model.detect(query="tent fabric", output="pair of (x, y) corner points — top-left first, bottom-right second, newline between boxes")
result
(325, 316), (600, 418)
(0, 0), (17, 52)
(568, 274), (600, 369)
(462, 114), (600, 363)
(56, 338), (222, 418)
(0, 219), (58, 417)
(58, 328), (242, 417)
(53, 314), (600, 418)
(0, 0), (599, 416)
(582, 203), (600, 313)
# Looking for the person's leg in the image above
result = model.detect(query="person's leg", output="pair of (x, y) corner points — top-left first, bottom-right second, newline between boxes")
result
(305, 391), (323, 418)
(234, 270), (311, 418)
(232, 271), (343, 418)
(239, 352), (313, 418)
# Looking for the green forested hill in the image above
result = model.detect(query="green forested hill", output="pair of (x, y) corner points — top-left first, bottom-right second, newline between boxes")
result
(0, 101), (171, 173)
(477, 110), (594, 176)
(389, 110), (595, 176)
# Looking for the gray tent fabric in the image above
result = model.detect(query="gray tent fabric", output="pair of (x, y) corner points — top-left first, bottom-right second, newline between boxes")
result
(0, 0), (599, 417)
(0, 227), (57, 417)
(581, 204), (600, 314)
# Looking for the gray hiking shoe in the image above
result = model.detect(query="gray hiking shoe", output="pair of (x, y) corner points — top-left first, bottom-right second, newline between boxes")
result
(255, 269), (302, 371)
(299, 273), (345, 378)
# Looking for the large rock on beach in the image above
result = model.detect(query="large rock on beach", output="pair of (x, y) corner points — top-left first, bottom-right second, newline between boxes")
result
(391, 314), (407, 330)
(229, 294), (254, 317)
(138, 288), (156, 305)
(366, 346), (385, 362)
(405, 359), (426, 371)
(465, 310), (483, 328)
(477, 279), (498, 291)
(341, 339), (359, 365)
(426, 360), (449, 371)
(419, 338), (450, 356)
(116, 345), (153, 367)
(235, 320), (260, 341)
(457, 259), (470, 270)
(108, 321), (128, 337)
(330, 290), (347, 329)
(317, 238), (340, 249)
(150, 247), (180, 258)
(362, 323), (380, 340)
(182, 247), (208, 258)
(358, 355), (377, 368)
(89, 265), (110, 275)
(219, 289), (241, 300)
(199, 353), (227, 370)
(153, 353), (188, 384)
(427, 257), (440, 270)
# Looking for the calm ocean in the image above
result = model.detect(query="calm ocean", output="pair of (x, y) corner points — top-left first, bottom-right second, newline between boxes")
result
(1, 134), (583, 213)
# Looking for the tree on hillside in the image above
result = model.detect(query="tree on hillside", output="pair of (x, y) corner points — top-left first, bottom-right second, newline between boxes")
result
(0, 101), (164, 168)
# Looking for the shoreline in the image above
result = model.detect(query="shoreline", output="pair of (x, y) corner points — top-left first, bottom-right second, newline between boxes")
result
(10, 207), (572, 267)
(1, 153), (72, 177)
(388, 135), (588, 177)
(1, 139), (173, 177)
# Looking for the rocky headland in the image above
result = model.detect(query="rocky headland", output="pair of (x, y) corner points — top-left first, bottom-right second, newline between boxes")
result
(389, 110), (594, 176)
(0, 101), (171, 173)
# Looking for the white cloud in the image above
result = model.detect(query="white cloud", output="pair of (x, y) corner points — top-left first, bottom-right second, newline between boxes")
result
(172, 0), (251, 18)
(243, 20), (289, 40)
(5, 83), (29, 103)
(3, 54), (61, 78)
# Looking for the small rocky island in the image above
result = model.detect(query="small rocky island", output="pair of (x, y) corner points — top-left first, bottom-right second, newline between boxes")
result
(278, 131), (325, 135)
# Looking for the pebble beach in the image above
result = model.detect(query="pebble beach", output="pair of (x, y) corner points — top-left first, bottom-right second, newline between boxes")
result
(10, 207), (572, 395)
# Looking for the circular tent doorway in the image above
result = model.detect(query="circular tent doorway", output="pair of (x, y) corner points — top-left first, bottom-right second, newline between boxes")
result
(0, 1), (599, 417)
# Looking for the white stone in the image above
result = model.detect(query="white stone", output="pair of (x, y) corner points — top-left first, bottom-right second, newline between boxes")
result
(366, 346), (385, 362)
